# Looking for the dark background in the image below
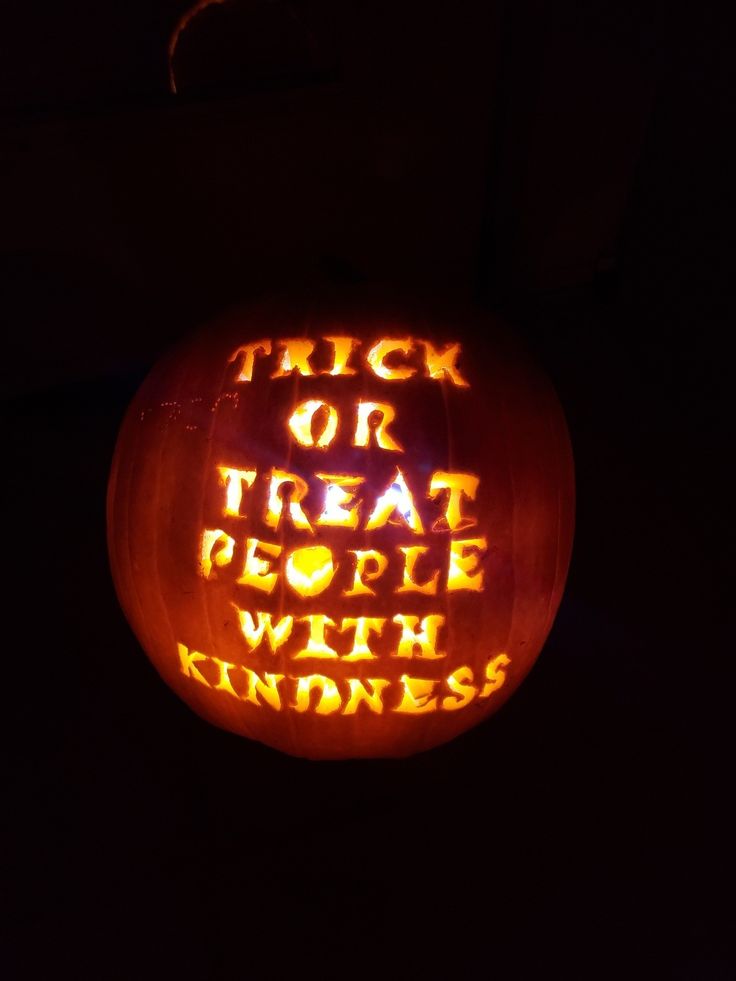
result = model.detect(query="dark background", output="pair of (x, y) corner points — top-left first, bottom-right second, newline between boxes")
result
(3, 1), (732, 977)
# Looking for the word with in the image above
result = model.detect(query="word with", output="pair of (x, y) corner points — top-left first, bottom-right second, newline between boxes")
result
(234, 609), (450, 661)
(228, 336), (469, 386)
(178, 643), (510, 715)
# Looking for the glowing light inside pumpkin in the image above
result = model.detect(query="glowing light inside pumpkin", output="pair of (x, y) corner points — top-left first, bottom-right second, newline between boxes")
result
(480, 653), (512, 699)
(228, 339), (272, 382)
(340, 617), (384, 661)
(200, 528), (235, 578)
(237, 537), (282, 593)
(212, 464), (480, 534)
(447, 537), (487, 592)
(315, 474), (365, 528)
(395, 675), (439, 714)
(175, 333), (517, 723)
(265, 469), (314, 532)
(343, 678), (391, 715)
(365, 470), (424, 534)
(177, 642), (210, 685)
(294, 674), (342, 714)
(226, 334), (470, 386)
(271, 339), (315, 378)
(442, 666), (478, 710)
(288, 401), (338, 448)
(212, 656), (240, 697)
(324, 336), (358, 375)
(397, 545), (440, 595)
(429, 471), (479, 531)
(392, 614), (446, 660)
(235, 609), (294, 652)
(422, 340), (469, 387)
(343, 549), (389, 596)
(293, 614), (338, 659)
(176, 642), (512, 715)
(353, 401), (403, 452)
(366, 338), (416, 380)
(218, 466), (256, 517)
(285, 546), (335, 597)
(243, 667), (284, 710)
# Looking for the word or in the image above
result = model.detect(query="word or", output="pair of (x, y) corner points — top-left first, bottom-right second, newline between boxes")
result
(178, 643), (510, 715)
(288, 399), (404, 450)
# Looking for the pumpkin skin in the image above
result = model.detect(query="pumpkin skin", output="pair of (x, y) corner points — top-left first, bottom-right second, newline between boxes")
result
(107, 297), (574, 759)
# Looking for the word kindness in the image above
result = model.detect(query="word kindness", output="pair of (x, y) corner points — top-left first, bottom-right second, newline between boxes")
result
(178, 642), (511, 716)
(179, 335), (511, 718)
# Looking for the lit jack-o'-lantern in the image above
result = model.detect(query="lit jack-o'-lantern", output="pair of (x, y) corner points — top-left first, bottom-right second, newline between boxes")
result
(107, 298), (574, 758)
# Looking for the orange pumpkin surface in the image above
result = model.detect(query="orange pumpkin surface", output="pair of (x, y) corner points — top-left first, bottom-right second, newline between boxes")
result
(107, 297), (574, 758)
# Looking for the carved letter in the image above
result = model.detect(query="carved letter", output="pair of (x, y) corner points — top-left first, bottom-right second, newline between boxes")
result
(285, 546), (336, 597)
(365, 469), (424, 535)
(293, 614), (338, 659)
(422, 340), (468, 387)
(442, 666), (478, 710)
(429, 471), (479, 531)
(271, 339), (315, 378)
(397, 545), (440, 595)
(293, 674), (342, 714)
(177, 642), (211, 686)
(366, 338), (416, 380)
(479, 653), (511, 699)
(235, 609), (294, 652)
(211, 656), (241, 698)
(243, 668), (284, 710)
(343, 549), (389, 597)
(323, 336), (358, 376)
(392, 614), (446, 659)
(447, 537), (487, 592)
(218, 466), (257, 517)
(288, 400), (338, 448)
(228, 339), (271, 382)
(265, 469), (314, 533)
(343, 678), (390, 715)
(237, 538), (282, 594)
(340, 617), (385, 661)
(315, 474), (365, 529)
(394, 675), (439, 713)
(200, 529), (235, 579)
(353, 401), (403, 452)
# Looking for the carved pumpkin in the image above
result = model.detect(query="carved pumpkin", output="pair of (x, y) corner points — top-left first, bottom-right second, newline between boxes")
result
(107, 297), (574, 758)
